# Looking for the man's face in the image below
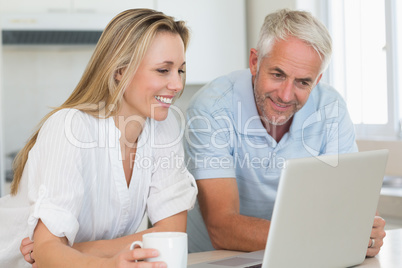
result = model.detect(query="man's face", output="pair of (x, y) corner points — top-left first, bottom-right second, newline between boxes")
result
(250, 36), (323, 127)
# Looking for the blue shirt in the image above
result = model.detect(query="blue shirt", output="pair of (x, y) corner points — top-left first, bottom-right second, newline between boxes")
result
(184, 69), (358, 252)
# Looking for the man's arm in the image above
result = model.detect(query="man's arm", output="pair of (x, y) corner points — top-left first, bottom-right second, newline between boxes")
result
(197, 178), (270, 251)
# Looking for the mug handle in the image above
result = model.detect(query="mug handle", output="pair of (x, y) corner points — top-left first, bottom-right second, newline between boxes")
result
(130, 241), (143, 250)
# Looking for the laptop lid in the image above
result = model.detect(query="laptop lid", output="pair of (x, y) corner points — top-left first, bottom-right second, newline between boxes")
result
(188, 150), (388, 268)
(262, 149), (388, 268)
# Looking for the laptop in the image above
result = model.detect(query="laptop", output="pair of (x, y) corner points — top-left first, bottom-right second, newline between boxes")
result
(188, 150), (388, 268)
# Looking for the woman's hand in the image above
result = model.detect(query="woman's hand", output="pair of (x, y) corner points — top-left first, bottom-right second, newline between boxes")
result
(21, 235), (167, 267)
(20, 237), (36, 267)
(105, 248), (167, 268)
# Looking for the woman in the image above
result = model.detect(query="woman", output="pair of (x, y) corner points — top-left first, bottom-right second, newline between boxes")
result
(0, 8), (197, 267)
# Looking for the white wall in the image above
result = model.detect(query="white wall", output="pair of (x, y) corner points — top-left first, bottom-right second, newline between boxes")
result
(0, 33), (4, 196)
(246, 0), (296, 52)
(245, 0), (327, 53)
(0, 1), (325, 195)
(1, 47), (93, 189)
(157, 0), (247, 84)
(0, 1), (247, 195)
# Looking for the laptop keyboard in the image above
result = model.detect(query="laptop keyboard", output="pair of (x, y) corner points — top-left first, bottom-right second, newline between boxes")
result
(244, 264), (262, 268)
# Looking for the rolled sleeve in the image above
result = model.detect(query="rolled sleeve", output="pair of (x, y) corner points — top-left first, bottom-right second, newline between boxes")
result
(147, 171), (197, 224)
(146, 113), (198, 224)
(26, 109), (87, 245)
(28, 186), (79, 246)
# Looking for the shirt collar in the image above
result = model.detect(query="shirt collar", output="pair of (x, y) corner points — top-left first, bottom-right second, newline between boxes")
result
(289, 88), (316, 135)
(232, 69), (267, 136)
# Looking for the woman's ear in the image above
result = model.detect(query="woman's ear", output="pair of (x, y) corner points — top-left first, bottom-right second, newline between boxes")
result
(114, 68), (123, 81)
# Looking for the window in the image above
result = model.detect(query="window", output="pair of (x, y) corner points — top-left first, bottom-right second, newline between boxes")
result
(396, 0), (402, 122)
(326, 0), (401, 138)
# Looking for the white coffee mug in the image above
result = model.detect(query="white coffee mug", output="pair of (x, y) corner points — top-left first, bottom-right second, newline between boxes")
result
(130, 232), (188, 267)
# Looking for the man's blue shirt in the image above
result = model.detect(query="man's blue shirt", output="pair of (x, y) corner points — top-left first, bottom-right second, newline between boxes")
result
(184, 69), (358, 252)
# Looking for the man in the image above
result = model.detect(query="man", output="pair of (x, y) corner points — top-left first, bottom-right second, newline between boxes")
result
(184, 9), (385, 257)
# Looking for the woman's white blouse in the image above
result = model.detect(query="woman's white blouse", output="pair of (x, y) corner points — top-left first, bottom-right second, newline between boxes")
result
(0, 108), (197, 266)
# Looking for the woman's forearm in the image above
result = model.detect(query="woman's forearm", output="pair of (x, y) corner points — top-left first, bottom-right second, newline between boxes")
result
(34, 220), (108, 268)
(72, 211), (188, 257)
(35, 239), (108, 268)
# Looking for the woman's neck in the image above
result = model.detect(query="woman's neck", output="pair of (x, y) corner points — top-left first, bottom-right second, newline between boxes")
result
(114, 112), (146, 147)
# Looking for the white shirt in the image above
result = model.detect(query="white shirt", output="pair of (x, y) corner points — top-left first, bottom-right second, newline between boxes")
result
(0, 108), (197, 267)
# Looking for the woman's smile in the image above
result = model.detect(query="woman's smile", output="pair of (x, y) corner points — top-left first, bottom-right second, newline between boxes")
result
(155, 95), (174, 107)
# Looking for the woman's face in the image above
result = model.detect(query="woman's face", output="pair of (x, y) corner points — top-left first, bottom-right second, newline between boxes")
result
(118, 31), (186, 121)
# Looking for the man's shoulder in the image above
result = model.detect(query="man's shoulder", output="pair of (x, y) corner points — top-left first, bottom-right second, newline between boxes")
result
(187, 69), (249, 112)
(312, 82), (347, 107)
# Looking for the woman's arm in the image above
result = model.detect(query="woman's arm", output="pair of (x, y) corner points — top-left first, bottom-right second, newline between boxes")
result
(73, 211), (187, 258)
(21, 200), (189, 262)
(32, 219), (166, 268)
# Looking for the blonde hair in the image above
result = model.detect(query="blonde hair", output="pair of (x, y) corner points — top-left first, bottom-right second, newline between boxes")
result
(11, 8), (190, 195)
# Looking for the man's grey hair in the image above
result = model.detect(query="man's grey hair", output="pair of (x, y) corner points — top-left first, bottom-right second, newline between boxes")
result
(256, 8), (332, 74)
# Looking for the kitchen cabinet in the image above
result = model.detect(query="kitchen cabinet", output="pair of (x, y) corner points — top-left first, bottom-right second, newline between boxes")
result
(0, 0), (247, 84)
(0, 0), (70, 13)
(72, 0), (153, 14)
(156, 0), (247, 84)
(0, 0), (153, 13)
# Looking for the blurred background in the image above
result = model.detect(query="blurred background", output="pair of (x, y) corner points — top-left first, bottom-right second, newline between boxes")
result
(1, 0), (402, 227)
